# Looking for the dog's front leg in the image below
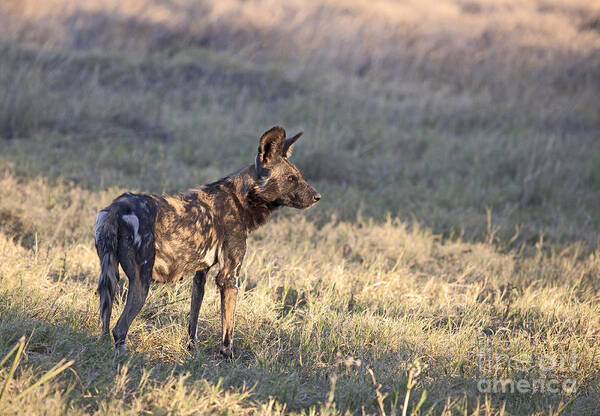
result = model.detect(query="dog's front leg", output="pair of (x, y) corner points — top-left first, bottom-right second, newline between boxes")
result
(215, 237), (245, 359)
(218, 279), (238, 359)
(216, 268), (238, 359)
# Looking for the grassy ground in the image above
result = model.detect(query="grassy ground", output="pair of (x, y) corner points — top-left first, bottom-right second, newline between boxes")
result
(0, 0), (599, 414)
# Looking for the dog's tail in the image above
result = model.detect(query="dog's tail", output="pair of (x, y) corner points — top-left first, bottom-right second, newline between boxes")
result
(94, 206), (120, 335)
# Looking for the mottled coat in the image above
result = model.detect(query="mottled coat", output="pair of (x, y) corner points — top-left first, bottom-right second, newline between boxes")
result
(94, 126), (320, 357)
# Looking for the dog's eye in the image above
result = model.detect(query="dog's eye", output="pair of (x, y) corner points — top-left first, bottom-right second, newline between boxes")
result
(288, 175), (296, 182)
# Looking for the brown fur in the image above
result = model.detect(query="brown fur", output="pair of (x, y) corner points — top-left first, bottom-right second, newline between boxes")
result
(94, 126), (320, 357)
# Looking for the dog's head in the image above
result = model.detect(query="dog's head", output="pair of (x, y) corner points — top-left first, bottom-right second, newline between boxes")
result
(253, 126), (321, 209)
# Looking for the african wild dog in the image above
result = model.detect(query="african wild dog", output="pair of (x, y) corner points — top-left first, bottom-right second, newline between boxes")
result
(94, 126), (320, 357)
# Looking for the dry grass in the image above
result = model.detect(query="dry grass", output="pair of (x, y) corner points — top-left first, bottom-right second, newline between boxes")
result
(0, 0), (599, 414)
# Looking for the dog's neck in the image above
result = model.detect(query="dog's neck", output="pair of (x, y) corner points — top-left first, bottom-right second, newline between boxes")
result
(238, 165), (281, 231)
(204, 165), (280, 232)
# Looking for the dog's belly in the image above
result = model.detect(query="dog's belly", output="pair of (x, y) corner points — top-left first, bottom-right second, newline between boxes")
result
(148, 193), (219, 283)
(152, 240), (217, 283)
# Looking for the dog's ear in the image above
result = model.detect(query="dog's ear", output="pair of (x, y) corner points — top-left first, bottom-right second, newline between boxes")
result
(283, 131), (303, 158)
(257, 126), (286, 169)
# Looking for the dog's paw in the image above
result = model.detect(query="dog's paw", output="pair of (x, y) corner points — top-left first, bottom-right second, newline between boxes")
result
(187, 338), (197, 351)
(219, 346), (233, 360)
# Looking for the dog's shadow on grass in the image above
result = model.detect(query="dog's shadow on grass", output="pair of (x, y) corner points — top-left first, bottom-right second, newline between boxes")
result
(0, 301), (308, 409)
(0, 305), (585, 414)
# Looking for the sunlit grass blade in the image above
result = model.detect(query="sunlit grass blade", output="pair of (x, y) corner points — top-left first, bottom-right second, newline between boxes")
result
(0, 336), (26, 401)
(0, 338), (23, 369)
(14, 359), (75, 401)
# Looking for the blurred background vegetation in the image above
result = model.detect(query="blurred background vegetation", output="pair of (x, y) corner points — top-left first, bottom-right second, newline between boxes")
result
(1, 0), (599, 248)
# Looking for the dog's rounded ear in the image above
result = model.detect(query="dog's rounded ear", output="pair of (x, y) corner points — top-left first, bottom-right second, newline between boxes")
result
(257, 126), (286, 169)
(283, 131), (303, 158)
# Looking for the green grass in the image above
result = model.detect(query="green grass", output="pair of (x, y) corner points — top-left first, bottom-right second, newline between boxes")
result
(0, 0), (599, 414)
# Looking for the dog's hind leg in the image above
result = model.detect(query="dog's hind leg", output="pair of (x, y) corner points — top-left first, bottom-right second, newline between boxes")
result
(188, 269), (208, 349)
(112, 249), (152, 350)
